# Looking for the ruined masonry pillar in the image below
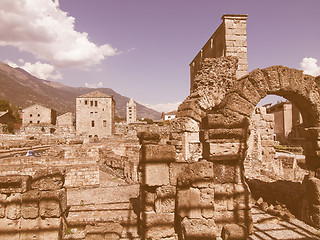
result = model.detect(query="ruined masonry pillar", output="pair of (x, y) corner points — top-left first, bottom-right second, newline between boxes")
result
(0, 171), (67, 240)
(138, 132), (177, 240)
(201, 113), (253, 236)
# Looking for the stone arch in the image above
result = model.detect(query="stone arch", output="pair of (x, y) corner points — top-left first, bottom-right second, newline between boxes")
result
(211, 65), (320, 169)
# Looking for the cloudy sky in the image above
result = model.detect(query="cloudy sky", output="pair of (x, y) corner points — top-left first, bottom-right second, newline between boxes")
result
(0, 0), (319, 112)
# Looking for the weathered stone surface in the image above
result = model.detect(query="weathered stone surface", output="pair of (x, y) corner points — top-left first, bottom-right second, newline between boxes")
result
(39, 199), (61, 218)
(200, 188), (215, 218)
(6, 193), (21, 220)
(177, 187), (201, 219)
(212, 163), (242, 184)
(181, 217), (217, 239)
(85, 222), (123, 240)
(221, 224), (247, 240)
(219, 93), (255, 117)
(200, 128), (245, 141)
(31, 171), (64, 190)
(140, 144), (176, 162)
(202, 113), (248, 129)
(307, 177), (320, 205)
(142, 163), (170, 186)
(0, 175), (31, 193)
(137, 131), (161, 145)
(141, 211), (175, 239)
(155, 185), (176, 213)
(203, 140), (244, 161)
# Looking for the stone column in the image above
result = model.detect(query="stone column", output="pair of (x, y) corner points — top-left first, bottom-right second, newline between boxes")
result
(201, 113), (253, 235)
(0, 170), (66, 240)
(138, 132), (177, 240)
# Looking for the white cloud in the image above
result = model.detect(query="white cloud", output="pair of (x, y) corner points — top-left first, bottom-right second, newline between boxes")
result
(0, 0), (117, 69)
(85, 82), (103, 88)
(142, 102), (182, 113)
(300, 57), (320, 77)
(6, 59), (62, 80)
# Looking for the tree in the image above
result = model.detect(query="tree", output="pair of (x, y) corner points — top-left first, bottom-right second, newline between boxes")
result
(0, 99), (12, 113)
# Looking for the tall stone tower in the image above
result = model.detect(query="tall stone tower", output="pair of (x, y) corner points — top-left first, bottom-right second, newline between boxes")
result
(189, 14), (248, 92)
(126, 98), (137, 123)
(76, 91), (115, 138)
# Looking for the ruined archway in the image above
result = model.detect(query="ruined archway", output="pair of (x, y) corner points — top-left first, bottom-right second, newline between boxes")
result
(205, 66), (320, 169)
(201, 65), (320, 231)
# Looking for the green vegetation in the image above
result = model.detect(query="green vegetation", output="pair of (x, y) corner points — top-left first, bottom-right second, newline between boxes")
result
(115, 116), (125, 123)
(0, 99), (21, 133)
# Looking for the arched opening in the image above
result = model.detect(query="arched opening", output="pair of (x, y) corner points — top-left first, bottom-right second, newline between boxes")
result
(245, 94), (309, 223)
(207, 66), (320, 233)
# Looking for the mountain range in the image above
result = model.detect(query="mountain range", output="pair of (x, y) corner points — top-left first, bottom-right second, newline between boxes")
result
(0, 62), (161, 120)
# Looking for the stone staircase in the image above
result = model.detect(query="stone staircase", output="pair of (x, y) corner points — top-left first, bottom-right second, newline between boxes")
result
(63, 184), (140, 240)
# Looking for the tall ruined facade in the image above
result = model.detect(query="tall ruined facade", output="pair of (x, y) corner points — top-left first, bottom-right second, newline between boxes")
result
(138, 14), (320, 240)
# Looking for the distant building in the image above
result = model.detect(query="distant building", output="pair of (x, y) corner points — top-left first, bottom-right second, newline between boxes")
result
(266, 101), (303, 145)
(57, 112), (75, 127)
(163, 111), (177, 121)
(22, 104), (56, 126)
(76, 91), (115, 138)
(126, 98), (137, 123)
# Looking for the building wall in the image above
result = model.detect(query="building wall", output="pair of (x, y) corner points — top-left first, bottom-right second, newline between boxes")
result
(76, 96), (115, 138)
(189, 14), (248, 92)
(22, 104), (56, 126)
(267, 101), (303, 144)
(57, 112), (74, 126)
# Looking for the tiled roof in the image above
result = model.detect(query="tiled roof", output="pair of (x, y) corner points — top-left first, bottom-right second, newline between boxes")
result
(77, 91), (111, 98)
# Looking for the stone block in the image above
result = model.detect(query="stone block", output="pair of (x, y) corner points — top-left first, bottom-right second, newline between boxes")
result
(39, 199), (61, 218)
(177, 187), (201, 219)
(0, 175), (31, 193)
(200, 188), (215, 218)
(141, 211), (175, 239)
(181, 217), (217, 239)
(219, 93), (254, 117)
(31, 172), (64, 190)
(142, 163), (170, 186)
(140, 144), (176, 163)
(85, 222), (123, 240)
(306, 177), (320, 205)
(137, 131), (161, 144)
(212, 164), (242, 184)
(141, 188), (156, 212)
(21, 201), (39, 219)
(6, 193), (21, 220)
(0, 218), (20, 232)
(201, 128), (245, 141)
(203, 140), (244, 161)
(155, 197), (175, 213)
(0, 194), (6, 218)
(202, 113), (248, 129)
(214, 209), (251, 226)
(169, 163), (189, 186)
(221, 224), (247, 240)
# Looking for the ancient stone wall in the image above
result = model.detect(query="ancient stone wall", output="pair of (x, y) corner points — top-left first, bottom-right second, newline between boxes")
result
(138, 132), (252, 239)
(190, 14), (248, 91)
(0, 171), (66, 239)
(245, 107), (280, 179)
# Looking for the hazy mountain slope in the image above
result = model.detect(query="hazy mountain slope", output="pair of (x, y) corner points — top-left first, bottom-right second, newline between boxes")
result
(0, 62), (161, 119)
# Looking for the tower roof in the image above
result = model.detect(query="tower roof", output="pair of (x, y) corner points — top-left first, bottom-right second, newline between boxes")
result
(77, 91), (111, 98)
(127, 98), (136, 106)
